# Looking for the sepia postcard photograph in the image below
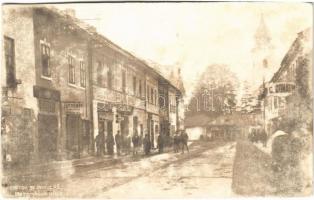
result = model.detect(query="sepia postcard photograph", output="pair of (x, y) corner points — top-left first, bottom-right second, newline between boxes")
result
(0, 0), (313, 198)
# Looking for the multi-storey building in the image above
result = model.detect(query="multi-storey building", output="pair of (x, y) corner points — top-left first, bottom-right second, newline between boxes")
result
(262, 28), (312, 135)
(2, 5), (184, 165)
(158, 76), (183, 139)
(2, 6), (38, 165)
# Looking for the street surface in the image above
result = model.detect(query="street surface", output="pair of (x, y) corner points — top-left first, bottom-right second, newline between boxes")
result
(4, 141), (236, 198)
(101, 142), (236, 198)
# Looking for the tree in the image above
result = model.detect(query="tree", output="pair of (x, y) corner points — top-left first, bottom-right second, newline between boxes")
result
(187, 64), (239, 115)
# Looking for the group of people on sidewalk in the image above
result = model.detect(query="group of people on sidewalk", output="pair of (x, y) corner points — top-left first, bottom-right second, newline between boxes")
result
(95, 129), (189, 157)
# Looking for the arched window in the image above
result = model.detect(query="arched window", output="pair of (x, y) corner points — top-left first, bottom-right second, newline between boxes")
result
(263, 59), (268, 68)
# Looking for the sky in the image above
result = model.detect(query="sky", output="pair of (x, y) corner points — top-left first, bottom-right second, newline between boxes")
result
(56, 2), (312, 99)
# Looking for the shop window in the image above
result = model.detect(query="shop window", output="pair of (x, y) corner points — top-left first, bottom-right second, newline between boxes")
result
(4, 36), (16, 87)
(68, 55), (75, 84)
(41, 41), (51, 77)
(38, 99), (56, 113)
(155, 125), (159, 135)
(80, 61), (86, 87)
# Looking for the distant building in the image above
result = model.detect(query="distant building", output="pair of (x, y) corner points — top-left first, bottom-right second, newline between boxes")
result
(185, 113), (261, 141)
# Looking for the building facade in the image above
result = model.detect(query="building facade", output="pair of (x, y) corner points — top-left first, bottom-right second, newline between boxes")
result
(262, 28), (312, 135)
(2, 6), (38, 166)
(2, 5), (184, 165)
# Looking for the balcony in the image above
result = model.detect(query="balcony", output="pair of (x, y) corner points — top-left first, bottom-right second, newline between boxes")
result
(266, 82), (295, 97)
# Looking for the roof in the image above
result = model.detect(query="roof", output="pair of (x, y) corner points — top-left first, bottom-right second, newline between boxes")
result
(36, 6), (182, 94)
(271, 28), (311, 83)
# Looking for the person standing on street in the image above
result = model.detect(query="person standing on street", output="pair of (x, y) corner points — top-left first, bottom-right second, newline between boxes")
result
(181, 130), (189, 154)
(157, 134), (164, 154)
(106, 133), (115, 155)
(132, 131), (140, 155)
(115, 131), (122, 156)
(95, 133), (104, 157)
(173, 132), (180, 153)
(143, 134), (151, 156)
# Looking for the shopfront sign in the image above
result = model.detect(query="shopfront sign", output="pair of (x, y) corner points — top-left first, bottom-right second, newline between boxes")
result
(98, 111), (113, 121)
(64, 102), (83, 114)
(33, 86), (60, 101)
(97, 102), (133, 115)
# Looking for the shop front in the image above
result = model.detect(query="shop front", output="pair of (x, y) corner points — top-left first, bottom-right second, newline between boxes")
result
(33, 86), (61, 161)
(97, 102), (114, 154)
(63, 102), (91, 159)
(147, 113), (159, 149)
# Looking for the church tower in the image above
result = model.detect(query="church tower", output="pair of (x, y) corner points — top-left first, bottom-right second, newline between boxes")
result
(251, 14), (275, 88)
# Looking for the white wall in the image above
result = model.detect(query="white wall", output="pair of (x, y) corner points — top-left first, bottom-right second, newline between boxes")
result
(186, 127), (205, 140)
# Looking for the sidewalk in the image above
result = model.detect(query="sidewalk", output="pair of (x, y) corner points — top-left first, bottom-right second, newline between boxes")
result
(2, 144), (189, 180)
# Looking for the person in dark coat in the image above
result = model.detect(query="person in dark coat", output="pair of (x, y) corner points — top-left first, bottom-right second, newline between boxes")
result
(143, 134), (151, 155)
(95, 134), (104, 157)
(115, 131), (122, 156)
(181, 130), (189, 153)
(106, 133), (115, 155)
(173, 132), (180, 153)
(260, 129), (268, 147)
(157, 134), (164, 154)
(132, 132), (140, 155)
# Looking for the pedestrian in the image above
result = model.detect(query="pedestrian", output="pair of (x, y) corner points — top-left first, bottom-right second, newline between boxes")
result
(157, 134), (164, 154)
(126, 134), (131, 154)
(143, 134), (151, 155)
(115, 131), (122, 156)
(260, 129), (267, 147)
(95, 133), (104, 157)
(181, 130), (189, 154)
(106, 133), (115, 155)
(132, 131), (140, 155)
(173, 132), (180, 153)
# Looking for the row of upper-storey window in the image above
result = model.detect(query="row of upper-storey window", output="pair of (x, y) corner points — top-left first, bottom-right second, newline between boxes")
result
(40, 40), (86, 88)
(3, 36), (167, 107)
(95, 61), (146, 99)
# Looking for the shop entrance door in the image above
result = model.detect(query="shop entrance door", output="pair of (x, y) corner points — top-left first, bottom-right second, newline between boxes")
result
(107, 121), (113, 136)
(120, 116), (129, 136)
(133, 116), (138, 135)
(98, 120), (105, 154)
(66, 114), (81, 158)
(38, 114), (58, 160)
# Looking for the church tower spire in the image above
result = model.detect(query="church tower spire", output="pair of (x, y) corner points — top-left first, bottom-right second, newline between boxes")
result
(254, 13), (271, 48)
